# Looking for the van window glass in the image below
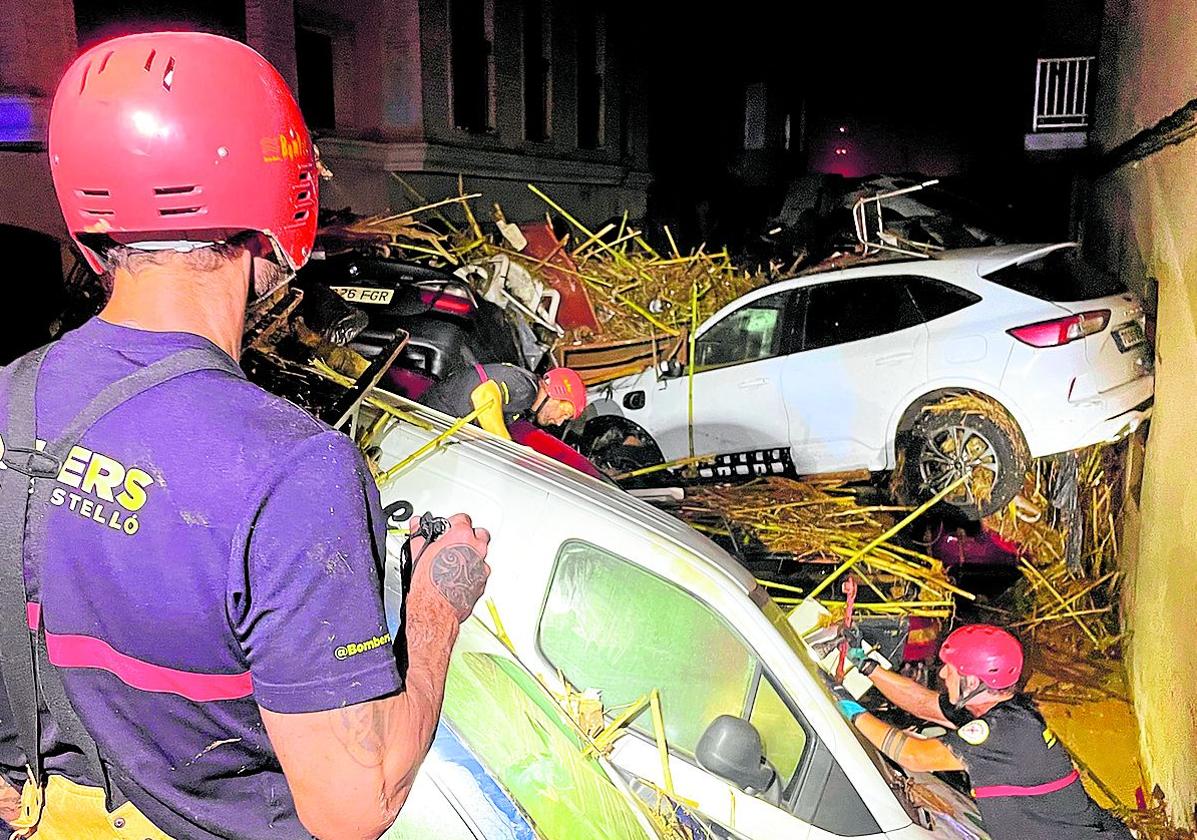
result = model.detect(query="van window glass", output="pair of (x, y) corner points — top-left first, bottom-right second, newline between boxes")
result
(749, 675), (807, 788)
(538, 541), (756, 755)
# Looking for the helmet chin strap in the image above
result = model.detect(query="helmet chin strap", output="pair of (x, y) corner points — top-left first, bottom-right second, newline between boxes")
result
(953, 677), (990, 709)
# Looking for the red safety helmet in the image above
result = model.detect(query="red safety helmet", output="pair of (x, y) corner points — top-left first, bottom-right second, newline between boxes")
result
(542, 367), (587, 418)
(939, 624), (1023, 690)
(49, 31), (318, 274)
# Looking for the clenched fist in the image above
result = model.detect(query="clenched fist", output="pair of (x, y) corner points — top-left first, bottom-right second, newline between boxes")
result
(408, 513), (491, 622)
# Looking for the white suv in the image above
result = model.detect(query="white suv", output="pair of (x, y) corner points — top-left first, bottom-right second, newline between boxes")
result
(583, 243), (1153, 515)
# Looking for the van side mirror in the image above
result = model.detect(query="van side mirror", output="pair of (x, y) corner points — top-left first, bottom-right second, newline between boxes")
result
(696, 715), (777, 794)
(658, 358), (684, 379)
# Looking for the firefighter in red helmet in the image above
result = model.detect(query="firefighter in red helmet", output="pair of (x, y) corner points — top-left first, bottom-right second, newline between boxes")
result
(0, 31), (488, 839)
(834, 624), (1131, 840)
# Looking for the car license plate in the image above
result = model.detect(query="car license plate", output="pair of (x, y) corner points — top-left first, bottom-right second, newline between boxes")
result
(1112, 322), (1145, 352)
(331, 285), (394, 305)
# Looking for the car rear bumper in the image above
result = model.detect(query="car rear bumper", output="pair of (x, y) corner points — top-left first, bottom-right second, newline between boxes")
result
(1024, 374), (1154, 457)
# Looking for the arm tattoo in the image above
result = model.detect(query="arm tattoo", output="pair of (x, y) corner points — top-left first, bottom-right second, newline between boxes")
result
(880, 727), (911, 762)
(428, 544), (486, 620)
(332, 701), (402, 768)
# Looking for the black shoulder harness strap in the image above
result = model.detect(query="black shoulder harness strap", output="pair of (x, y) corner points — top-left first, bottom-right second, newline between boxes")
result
(0, 343), (242, 813)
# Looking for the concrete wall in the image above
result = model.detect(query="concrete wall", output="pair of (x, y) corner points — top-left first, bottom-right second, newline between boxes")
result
(1084, 0), (1197, 827)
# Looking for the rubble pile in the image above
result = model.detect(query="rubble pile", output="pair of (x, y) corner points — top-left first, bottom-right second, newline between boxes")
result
(320, 182), (770, 380)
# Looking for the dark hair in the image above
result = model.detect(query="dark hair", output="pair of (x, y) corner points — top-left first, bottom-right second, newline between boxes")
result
(103, 241), (246, 274)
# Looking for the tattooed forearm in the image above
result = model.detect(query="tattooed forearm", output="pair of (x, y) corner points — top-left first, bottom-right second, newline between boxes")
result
(880, 727), (911, 762)
(332, 700), (402, 768)
(428, 544), (487, 620)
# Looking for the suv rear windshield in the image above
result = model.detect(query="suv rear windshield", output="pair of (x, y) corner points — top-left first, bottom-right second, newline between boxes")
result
(983, 248), (1126, 302)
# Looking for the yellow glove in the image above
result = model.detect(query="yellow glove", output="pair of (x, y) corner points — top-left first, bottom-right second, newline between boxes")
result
(470, 380), (511, 440)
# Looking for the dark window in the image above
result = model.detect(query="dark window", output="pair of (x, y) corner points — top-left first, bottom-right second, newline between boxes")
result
(904, 276), (981, 322)
(522, 0), (550, 141)
(983, 248), (1125, 302)
(694, 290), (792, 371)
(576, 8), (604, 149)
(295, 25), (335, 130)
(802, 277), (922, 351)
(450, 0), (492, 132)
(75, 0), (245, 47)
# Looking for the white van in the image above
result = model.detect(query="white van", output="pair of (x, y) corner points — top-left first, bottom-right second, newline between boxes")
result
(367, 394), (990, 840)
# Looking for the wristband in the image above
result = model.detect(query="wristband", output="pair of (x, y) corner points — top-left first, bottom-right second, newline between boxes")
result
(858, 657), (879, 676)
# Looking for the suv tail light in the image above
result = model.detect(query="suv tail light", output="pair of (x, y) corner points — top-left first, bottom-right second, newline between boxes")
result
(1007, 310), (1110, 347)
(418, 286), (476, 316)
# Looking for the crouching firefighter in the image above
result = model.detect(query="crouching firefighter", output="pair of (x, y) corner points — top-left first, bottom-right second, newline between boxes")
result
(421, 362), (587, 441)
(834, 624), (1132, 840)
(0, 31), (490, 840)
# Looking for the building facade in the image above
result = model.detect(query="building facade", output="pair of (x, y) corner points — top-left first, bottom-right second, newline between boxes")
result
(0, 0), (651, 244)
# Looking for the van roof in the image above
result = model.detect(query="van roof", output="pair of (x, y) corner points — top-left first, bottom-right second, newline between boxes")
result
(370, 392), (758, 595)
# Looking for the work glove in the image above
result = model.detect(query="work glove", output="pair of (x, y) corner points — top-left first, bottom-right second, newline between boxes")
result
(851, 650), (883, 676)
(838, 627), (889, 676)
(835, 624), (877, 675)
(831, 686), (868, 723)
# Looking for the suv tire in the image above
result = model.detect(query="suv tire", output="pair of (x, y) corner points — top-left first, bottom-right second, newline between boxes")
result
(899, 397), (1029, 519)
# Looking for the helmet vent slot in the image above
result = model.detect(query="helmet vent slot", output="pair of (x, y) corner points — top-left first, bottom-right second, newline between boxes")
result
(162, 57), (176, 91)
(98, 51), (114, 74)
(78, 189), (110, 197)
(78, 60), (92, 94)
(154, 185), (197, 196)
(293, 210), (310, 221)
(82, 208), (114, 216)
(144, 49), (157, 72)
(158, 206), (202, 217)
(297, 191), (310, 201)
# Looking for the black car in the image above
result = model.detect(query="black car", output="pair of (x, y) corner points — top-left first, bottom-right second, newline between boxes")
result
(296, 252), (524, 398)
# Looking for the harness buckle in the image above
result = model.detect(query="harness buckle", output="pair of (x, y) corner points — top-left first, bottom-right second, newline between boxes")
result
(2, 448), (62, 479)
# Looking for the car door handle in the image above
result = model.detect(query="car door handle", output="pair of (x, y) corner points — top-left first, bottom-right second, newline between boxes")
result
(875, 352), (913, 366)
(738, 377), (768, 389)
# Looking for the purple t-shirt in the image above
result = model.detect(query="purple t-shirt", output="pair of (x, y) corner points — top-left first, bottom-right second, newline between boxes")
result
(0, 318), (402, 839)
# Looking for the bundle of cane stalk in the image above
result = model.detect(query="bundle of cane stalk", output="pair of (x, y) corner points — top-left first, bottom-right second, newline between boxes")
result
(678, 477), (967, 616)
(986, 443), (1125, 651)
(321, 179), (769, 345)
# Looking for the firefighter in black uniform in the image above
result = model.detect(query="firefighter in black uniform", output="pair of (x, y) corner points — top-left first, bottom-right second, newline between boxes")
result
(835, 624), (1132, 840)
